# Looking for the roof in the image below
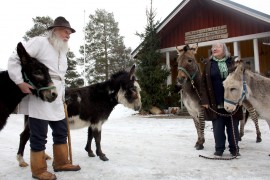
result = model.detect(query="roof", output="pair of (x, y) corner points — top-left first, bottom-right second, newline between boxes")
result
(131, 0), (270, 57)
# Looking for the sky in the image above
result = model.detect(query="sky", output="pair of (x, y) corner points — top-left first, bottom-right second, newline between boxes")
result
(1, 104), (270, 179)
(0, 0), (270, 70)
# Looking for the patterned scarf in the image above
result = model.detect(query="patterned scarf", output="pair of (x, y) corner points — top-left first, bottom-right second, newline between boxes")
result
(213, 56), (228, 79)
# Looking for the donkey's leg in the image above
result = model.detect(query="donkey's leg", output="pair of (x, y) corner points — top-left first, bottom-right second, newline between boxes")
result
(93, 129), (108, 161)
(243, 100), (262, 143)
(239, 106), (248, 141)
(85, 127), (95, 157)
(17, 115), (51, 167)
(192, 118), (199, 148)
(0, 105), (9, 131)
(198, 109), (205, 149)
(249, 110), (262, 143)
(17, 115), (30, 167)
(239, 119), (245, 141)
(193, 116), (204, 150)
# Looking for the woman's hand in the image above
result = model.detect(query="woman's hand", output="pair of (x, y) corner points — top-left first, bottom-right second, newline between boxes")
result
(202, 104), (209, 109)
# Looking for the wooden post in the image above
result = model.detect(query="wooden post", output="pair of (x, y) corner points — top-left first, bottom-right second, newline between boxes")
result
(64, 103), (72, 164)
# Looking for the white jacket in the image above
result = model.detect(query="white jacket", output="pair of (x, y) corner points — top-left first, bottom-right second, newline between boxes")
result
(8, 37), (67, 121)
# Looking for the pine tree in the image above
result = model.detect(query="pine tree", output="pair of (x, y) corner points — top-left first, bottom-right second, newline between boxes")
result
(79, 9), (134, 84)
(65, 51), (84, 88)
(136, 1), (170, 112)
(23, 16), (53, 41)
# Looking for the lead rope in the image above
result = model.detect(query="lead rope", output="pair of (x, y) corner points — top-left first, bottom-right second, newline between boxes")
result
(191, 81), (240, 160)
(198, 106), (240, 160)
(179, 66), (240, 160)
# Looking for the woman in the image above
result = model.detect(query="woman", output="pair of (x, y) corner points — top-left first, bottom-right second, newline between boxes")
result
(200, 42), (243, 157)
(8, 17), (80, 180)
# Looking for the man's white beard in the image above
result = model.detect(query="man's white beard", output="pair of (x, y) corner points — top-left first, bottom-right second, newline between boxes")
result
(50, 34), (69, 54)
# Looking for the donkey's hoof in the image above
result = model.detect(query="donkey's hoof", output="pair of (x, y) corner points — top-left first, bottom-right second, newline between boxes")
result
(17, 154), (29, 167)
(195, 144), (204, 150)
(88, 152), (96, 157)
(19, 162), (29, 167)
(99, 155), (109, 161)
(256, 137), (262, 143)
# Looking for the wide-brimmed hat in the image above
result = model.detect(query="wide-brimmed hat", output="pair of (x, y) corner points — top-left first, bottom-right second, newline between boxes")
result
(47, 16), (75, 33)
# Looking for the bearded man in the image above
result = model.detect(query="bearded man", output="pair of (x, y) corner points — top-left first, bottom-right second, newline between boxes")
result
(8, 16), (80, 180)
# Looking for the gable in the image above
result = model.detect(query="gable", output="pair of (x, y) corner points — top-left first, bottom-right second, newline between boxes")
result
(157, 0), (270, 49)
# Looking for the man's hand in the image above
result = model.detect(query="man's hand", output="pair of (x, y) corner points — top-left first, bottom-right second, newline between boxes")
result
(17, 82), (34, 94)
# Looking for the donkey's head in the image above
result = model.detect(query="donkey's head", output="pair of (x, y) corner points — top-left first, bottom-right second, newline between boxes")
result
(17, 42), (57, 102)
(223, 60), (246, 112)
(176, 44), (199, 86)
(111, 65), (141, 111)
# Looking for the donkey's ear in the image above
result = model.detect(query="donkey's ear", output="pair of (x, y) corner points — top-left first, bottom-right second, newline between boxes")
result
(235, 60), (245, 73)
(129, 64), (136, 80)
(191, 43), (199, 54)
(183, 44), (190, 52)
(231, 56), (238, 61)
(176, 46), (184, 54)
(195, 43), (199, 54)
(228, 57), (242, 73)
(234, 58), (243, 66)
(17, 42), (31, 66)
(200, 57), (208, 64)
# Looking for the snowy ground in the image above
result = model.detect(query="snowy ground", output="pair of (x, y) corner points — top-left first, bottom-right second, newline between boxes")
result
(0, 104), (270, 180)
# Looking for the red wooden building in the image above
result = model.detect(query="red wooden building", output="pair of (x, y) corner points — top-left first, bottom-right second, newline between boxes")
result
(132, 0), (270, 85)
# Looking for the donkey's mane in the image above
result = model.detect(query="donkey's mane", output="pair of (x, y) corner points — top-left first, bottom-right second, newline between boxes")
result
(246, 69), (270, 95)
(228, 62), (270, 99)
(233, 62), (269, 82)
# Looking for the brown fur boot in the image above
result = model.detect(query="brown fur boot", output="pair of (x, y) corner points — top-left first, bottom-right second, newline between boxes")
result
(53, 144), (81, 172)
(31, 151), (56, 180)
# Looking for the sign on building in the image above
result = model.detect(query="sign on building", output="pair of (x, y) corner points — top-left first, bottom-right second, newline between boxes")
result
(185, 25), (228, 44)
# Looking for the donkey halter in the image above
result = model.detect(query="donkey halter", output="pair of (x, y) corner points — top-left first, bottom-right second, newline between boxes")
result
(23, 72), (56, 97)
(178, 66), (198, 85)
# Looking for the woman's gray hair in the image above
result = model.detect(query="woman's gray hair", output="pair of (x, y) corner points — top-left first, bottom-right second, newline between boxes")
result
(211, 42), (231, 58)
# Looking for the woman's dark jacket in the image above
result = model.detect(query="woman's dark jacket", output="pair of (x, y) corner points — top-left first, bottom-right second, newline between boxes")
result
(200, 56), (243, 120)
